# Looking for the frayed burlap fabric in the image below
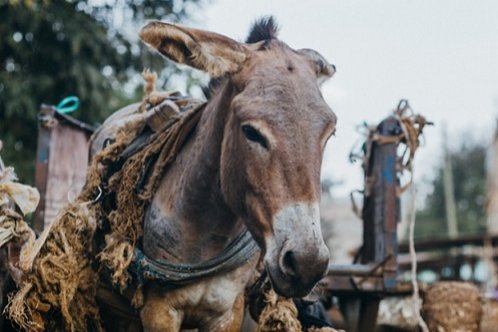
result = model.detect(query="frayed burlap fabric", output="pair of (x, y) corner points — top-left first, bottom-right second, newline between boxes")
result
(256, 288), (343, 332)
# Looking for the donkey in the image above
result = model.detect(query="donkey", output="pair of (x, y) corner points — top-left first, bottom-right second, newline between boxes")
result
(91, 17), (337, 332)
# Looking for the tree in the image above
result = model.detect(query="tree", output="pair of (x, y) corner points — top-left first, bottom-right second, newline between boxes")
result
(0, 0), (201, 182)
(415, 139), (487, 239)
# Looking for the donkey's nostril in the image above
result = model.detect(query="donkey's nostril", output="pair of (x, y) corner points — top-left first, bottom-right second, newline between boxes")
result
(281, 250), (298, 277)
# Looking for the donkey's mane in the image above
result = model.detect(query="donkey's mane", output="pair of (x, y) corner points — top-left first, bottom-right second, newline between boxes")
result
(245, 16), (279, 43)
(203, 16), (279, 99)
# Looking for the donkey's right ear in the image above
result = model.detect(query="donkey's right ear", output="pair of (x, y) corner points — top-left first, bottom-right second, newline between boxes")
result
(140, 21), (250, 77)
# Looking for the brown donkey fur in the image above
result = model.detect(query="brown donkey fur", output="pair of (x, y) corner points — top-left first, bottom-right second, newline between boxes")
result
(90, 17), (337, 331)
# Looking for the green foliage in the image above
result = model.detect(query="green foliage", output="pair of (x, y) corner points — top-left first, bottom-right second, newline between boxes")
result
(416, 140), (487, 239)
(0, 0), (201, 183)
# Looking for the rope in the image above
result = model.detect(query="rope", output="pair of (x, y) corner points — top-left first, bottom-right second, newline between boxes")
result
(407, 172), (429, 332)
(396, 100), (430, 331)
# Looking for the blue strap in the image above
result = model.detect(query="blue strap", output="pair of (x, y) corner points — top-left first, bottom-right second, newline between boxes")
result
(56, 96), (80, 114)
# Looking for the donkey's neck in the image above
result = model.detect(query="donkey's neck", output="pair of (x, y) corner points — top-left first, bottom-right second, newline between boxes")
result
(176, 84), (233, 219)
(143, 82), (244, 264)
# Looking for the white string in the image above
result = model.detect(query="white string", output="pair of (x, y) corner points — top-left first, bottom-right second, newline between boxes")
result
(407, 172), (429, 332)
(67, 186), (77, 204)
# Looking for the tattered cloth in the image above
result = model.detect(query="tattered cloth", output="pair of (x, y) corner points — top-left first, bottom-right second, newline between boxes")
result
(5, 91), (205, 331)
(0, 161), (39, 285)
(0, 166), (38, 249)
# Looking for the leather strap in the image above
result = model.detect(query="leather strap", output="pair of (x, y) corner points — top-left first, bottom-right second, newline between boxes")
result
(129, 229), (259, 288)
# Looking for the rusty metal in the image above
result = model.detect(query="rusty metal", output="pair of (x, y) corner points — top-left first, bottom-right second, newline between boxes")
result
(361, 115), (400, 290)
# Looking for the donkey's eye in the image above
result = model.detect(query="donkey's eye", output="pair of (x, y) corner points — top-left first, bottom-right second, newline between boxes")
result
(241, 125), (268, 149)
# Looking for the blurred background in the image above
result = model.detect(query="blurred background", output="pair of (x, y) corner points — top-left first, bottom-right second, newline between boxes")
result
(1, 0), (498, 260)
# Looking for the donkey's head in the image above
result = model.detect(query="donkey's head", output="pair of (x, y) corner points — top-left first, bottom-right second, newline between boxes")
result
(140, 17), (336, 297)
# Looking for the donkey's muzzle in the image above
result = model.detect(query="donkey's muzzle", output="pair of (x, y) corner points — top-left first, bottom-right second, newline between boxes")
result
(265, 202), (329, 297)
(278, 244), (329, 297)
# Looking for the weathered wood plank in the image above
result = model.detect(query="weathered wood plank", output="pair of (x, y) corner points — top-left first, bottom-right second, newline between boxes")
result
(33, 106), (94, 232)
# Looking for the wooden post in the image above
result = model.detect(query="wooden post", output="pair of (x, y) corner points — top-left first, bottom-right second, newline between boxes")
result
(486, 120), (498, 234)
(442, 126), (458, 238)
(33, 105), (94, 233)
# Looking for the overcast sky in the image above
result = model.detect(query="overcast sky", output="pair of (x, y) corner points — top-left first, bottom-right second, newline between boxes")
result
(194, 0), (498, 197)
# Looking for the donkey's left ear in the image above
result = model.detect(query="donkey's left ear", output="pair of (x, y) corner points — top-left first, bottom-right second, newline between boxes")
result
(298, 49), (336, 86)
(140, 21), (250, 77)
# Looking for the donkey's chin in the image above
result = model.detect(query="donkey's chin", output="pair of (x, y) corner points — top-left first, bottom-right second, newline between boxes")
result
(265, 263), (318, 298)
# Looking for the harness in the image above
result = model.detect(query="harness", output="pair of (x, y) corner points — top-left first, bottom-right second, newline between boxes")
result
(129, 229), (259, 288)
